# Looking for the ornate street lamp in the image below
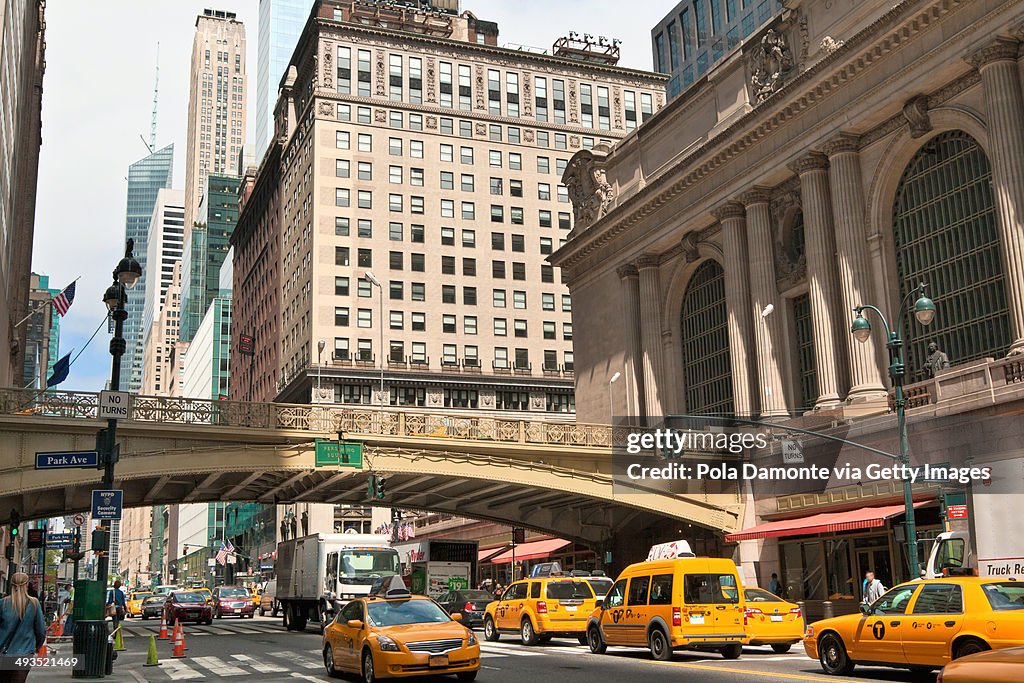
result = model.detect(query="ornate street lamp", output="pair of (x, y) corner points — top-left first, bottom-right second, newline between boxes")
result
(851, 282), (935, 578)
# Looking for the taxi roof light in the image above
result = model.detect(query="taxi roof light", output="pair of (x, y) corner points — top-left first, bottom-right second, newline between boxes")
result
(371, 575), (411, 599)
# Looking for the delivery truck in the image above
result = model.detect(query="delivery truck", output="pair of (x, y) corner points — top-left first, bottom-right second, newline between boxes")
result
(393, 539), (479, 598)
(925, 458), (1024, 580)
(276, 532), (400, 631)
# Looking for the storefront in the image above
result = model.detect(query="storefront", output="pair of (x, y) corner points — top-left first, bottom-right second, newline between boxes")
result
(726, 501), (942, 619)
(478, 538), (598, 585)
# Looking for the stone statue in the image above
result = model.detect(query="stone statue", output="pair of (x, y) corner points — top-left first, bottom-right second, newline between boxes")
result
(923, 342), (950, 376)
(563, 149), (615, 229)
(750, 29), (794, 103)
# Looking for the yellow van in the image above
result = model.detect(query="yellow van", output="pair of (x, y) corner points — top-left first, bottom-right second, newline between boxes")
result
(585, 557), (746, 660)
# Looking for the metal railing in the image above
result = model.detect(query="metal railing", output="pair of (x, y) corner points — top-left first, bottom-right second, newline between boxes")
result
(0, 387), (618, 449)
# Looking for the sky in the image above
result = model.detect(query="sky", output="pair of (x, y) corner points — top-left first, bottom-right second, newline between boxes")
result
(31, 0), (664, 392)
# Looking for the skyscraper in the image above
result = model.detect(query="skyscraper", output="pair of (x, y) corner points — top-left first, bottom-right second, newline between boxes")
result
(123, 144), (174, 393)
(21, 273), (60, 389)
(183, 9), (247, 235)
(255, 0), (310, 159)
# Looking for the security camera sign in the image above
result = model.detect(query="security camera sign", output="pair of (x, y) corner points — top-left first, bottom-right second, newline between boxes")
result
(91, 489), (123, 520)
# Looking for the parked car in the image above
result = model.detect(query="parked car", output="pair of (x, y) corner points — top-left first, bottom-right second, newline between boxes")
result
(938, 644), (1024, 682)
(437, 589), (496, 629)
(141, 595), (167, 620)
(213, 585), (256, 619)
(260, 580), (277, 617)
(164, 590), (214, 625)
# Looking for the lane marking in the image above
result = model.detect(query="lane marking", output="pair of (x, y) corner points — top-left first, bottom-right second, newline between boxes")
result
(268, 651), (323, 669)
(645, 658), (843, 682)
(231, 653), (289, 673)
(192, 656), (247, 676)
(161, 659), (205, 680)
(289, 674), (324, 681)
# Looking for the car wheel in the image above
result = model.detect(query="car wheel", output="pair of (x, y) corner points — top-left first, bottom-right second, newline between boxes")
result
(954, 637), (989, 659)
(361, 648), (376, 683)
(720, 644), (742, 660)
(577, 633), (589, 646)
(324, 645), (342, 679)
(818, 632), (855, 675)
(587, 625), (607, 654)
(771, 643), (792, 654)
(520, 618), (538, 646)
(204, 619), (212, 625)
(260, 607), (266, 617)
(483, 617), (499, 642)
(648, 628), (672, 661)
(141, 614), (148, 621)
(456, 673), (478, 682)
(215, 609), (222, 619)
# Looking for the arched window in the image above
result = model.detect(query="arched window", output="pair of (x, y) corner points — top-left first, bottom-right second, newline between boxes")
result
(892, 131), (1011, 381)
(680, 260), (734, 416)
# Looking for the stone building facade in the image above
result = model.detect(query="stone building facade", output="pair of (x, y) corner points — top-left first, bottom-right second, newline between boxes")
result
(554, 0), (1024, 601)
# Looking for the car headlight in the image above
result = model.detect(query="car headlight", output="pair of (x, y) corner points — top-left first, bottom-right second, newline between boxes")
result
(466, 631), (478, 646)
(377, 635), (400, 652)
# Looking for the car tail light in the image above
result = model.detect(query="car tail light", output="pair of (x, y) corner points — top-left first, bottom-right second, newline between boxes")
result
(789, 607), (802, 618)
(744, 607), (762, 625)
(464, 602), (477, 612)
(672, 607), (681, 627)
(537, 601), (547, 614)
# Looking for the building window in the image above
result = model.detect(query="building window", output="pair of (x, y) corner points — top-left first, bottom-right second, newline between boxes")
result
(388, 165), (402, 184)
(462, 230), (476, 247)
(497, 391), (529, 411)
(392, 386), (426, 406)
(509, 153), (522, 171)
(411, 312), (425, 331)
(337, 383), (371, 404)
(463, 286), (477, 305)
(543, 321), (555, 340)
(337, 46), (352, 94)
(336, 159), (350, 178)
(441, 171), (454, 190)
(358, 279), (372, 298)
(336, 217), (350, 236)
(459, 120), (473, 138)
(534, 76), (548, 122)
(444, 388), (478, 408)
(335, 188), (350, 207)
(494, 318), (507, 336)
(494, 347), (509, 369)
(357, 219), (372, 238)
(388, 137), (402, 156)
(389, 281), (403, 300)
(492, 261), (506, 278)
(358, 133), (372, 152)
(461, 202), (475, 220)
(389, 194), (403, 212)
(389, 251), (403, 270)
(357, 49), (371, 96)
(442, 285), (456, 303)
(411, 282), (425, 300)
(510, 179), (523, 197)
(439, 61), (453, 108)
(491, 205), (504, 223)
(441, 200), (455, 218)
(409, 168), (424, 186)
(336, 131), (350, 149)
(562, 294), (571, 312)
(464, 316), (478, 335)
(411, 224), (424, 243)
(442, 256), (456, 275)
(580, 83), (593, 128)
(514, 319), (528, 338)
(389, 54), (403, 101)
(411, 254), (425, 272)
(506, 72), (520, 117)
(542, 293), (555, 311)
(357, 191), (372, 209)
(334, 337), (350, 360)
(440, 144), (454, 162)
(514, 348), (530, 370)
(389, 222), (403, 241)
(389, 110), (403, 128)
(460, 147), (474, 164)
(335, 247), (350, 266)
(792, 293), (818, 412)
(458, 65), (472, 110)
(461, 174), (475, 192)
(357, 309), (372, 328)
(357, 248), (372, 268)
(335, 276), (350, 296)
(442, 314), (456, 332)
(409, 56), (423, 103)
(335, 307), (350, 326)
(512, 262), (526, 280)
(410, 140), (424, 158)
(680, 260), (734, 416)
(547, 393), (574, 413)
(441, 227), (455, 245)
(893, 130), (1009, 379)
(513, 291), (526, 309)
(539, 210), (552, 228)
(463, 258), (477, 276)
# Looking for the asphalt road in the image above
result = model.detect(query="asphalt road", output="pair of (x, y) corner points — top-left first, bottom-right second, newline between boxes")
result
(29, 616), (940, 682)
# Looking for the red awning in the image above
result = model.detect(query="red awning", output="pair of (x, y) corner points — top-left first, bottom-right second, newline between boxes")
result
(488, 538), (572, 564)
(725, 503), (929, 542)
(478, 547), (506, 563)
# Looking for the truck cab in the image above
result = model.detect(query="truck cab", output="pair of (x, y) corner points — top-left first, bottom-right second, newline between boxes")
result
(324, 545), (403, 609)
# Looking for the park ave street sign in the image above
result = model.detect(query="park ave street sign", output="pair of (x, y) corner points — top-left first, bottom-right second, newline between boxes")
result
(35, 450), (99, 469)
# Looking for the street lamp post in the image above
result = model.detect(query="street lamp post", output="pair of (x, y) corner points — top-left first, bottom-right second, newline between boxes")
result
(316, 339), (326, 402)
(364, 271), (384, 404)
(96, 240), (142, 586)
(850, 282), (936, 579)
(608, 372), (621, 424)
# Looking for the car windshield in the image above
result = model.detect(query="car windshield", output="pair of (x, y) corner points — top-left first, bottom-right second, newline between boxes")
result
(132, 593), (153, 600)
(340, 550), (402, 584)
(983, 583), (1024, 611)
(367, 599), (452, 627)
(174, 592), (206, 604)
(144, 596), (166, 604)
(745, 588), (784, 603)
(586, 579), (613, 595)
(458, 591), (494, 601)
(546, 581), (594, 600)
(220, 588), (250, 598)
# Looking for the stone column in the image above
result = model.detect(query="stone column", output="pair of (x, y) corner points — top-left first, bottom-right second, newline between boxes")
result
(637, 255), (665, 420)
(968, 38), (1024, 354)
(790, 152), (843, 407)
(741, 188), (788, 417)
(617, 265), (645, 421)
(822, 134), (887, 400)
(711, 202), (756, 417)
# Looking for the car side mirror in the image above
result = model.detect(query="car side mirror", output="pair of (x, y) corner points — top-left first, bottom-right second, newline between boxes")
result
(596, 598), (604, 608)
(452, 613), (463, 622)
(858, 603), (872, 615)
(346, 619), (363, 629)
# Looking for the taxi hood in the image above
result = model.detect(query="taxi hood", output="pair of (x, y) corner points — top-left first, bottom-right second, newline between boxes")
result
(375, 620), (470, 642)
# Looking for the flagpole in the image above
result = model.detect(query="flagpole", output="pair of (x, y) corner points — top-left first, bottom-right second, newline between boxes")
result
(13, 276), (81, 329)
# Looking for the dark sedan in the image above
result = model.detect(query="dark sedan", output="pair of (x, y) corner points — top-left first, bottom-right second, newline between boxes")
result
(164, 591), (214, 625)
(141, 595), (166, 620)
(436, 589), (496, 628)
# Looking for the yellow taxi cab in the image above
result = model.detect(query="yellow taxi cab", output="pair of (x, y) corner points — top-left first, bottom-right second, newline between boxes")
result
(127, 591), (153, 618)
(741, 587), (804, 653)
(193, 586), (213, 604)
(482, 568), (598, 646)
(937, 644), (1024, 682)
(803, 577), (1024, 675)
(584, 549), (746, 661)
(322, 575), (479, 682)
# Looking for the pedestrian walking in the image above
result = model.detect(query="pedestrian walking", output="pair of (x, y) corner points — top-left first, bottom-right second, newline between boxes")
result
(862, 571), (886, 604)
(105, 580), (127, 631)
(0, 572), (48, 682)
(767, 573), (782, 597)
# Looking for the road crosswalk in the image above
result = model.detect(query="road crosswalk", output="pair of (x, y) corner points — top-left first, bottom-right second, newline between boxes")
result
(120, 621), (282, 638)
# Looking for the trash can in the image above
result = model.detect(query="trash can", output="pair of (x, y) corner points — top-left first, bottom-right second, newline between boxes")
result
(71, 620), (107, 679)
(72, 580), (105, 621)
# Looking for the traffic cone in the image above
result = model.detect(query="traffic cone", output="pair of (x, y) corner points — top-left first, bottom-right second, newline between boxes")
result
(113, 625), (125, 652)
(144, 635), (160, 667)
(37, 641), (47, 657)
(158, 614), (169, 640)
(171, 625), (185, 658)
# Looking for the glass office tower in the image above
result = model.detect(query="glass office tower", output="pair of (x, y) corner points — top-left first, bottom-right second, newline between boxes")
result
(255, 0), (310, 158)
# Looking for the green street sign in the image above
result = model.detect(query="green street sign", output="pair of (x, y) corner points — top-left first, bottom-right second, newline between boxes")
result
(315, 439), (363, 468)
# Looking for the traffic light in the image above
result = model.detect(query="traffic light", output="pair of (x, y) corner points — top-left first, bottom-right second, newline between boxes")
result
(183, 545), (188, 557)
(367, 475), (378, 499)
(9, 508), (20, 539)
(376, 476), (387, 500)
(63, 548), (85, 562)
(91, 525), (110, 552)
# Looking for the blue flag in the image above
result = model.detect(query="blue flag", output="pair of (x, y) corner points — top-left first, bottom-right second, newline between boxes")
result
(46, 352), (72, 387)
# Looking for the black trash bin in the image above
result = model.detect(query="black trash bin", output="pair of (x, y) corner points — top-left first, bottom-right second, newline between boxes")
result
(71, 620), (107, 679)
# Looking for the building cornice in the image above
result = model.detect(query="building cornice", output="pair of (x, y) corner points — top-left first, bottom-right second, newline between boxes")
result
(551, 0), (982, 271)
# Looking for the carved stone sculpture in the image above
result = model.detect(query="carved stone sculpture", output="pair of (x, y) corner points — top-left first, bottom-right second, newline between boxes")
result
(902, 95), (932, 138)
(924, 342), (950, 376)
(750, 29), (794, 103)
(563, 149), (615, 229)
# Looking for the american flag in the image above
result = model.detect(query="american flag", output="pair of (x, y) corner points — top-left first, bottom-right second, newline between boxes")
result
(51, 281), (76, 317)
(215, 540), (233, 565)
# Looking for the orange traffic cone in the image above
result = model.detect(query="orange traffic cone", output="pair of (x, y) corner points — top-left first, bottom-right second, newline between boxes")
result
(37, 641), (47, 657)
(171, 623), (185, 658)
(158, 614), (169, 640)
